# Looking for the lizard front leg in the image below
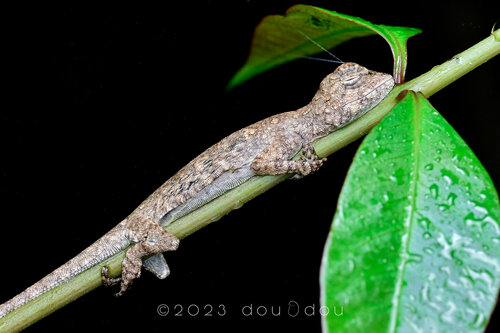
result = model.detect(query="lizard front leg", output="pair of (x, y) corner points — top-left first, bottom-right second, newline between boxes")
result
(251, 137), (326, 176)
(102, 218), (179, 296)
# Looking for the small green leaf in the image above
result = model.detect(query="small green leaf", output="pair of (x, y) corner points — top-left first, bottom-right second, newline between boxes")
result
(320, 91), (500, 332)
(227, 5), (421, 89)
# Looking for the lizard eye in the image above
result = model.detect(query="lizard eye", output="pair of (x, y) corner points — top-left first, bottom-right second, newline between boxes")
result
(343, 74), (362, 87)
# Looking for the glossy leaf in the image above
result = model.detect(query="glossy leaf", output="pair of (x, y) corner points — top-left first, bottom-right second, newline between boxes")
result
(320, 91), (500, 332)
(227, 5), (421, 89)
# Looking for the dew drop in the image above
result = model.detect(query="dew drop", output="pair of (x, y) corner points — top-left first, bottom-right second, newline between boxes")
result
(346, 259), (356, 274)
(459, 275), (473, 289)
(429, 184), (439, 199)
(464, 212), (482, 228)
(441, 169), (458, 186)
(437, 233), (452, 259)
(438, 204), (450, 212)
(455, 165), (469, 177)
(447, 193), (457, 206)
(471, 313), (487, 329)
(473, 203), (488, 216)
(407, 252), (423, 263)
(374, 147), (391, 156)
(423, 232), (432, 239)
(440, 266), (451, 275)
(439, 301), (457, 324)
(481, 216), (500, 236)
(418, 216), (432, 230)
(389, 168), (406, 185)
(424, 163), (434, 171)
(420, 281), (430, 302)
(465, 266), (495, 291)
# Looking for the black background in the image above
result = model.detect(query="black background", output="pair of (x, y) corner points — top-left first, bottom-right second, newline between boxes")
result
(3, 0), (499, 332)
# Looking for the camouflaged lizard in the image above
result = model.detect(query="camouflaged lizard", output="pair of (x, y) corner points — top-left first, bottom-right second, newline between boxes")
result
(0, 62), (394, 319)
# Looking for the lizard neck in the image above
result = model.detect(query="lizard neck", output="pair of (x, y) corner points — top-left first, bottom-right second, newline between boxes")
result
(297, 100), (340, 142)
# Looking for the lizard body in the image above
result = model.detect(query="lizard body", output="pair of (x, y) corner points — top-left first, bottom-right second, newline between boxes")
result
(0, 62), (394, 319)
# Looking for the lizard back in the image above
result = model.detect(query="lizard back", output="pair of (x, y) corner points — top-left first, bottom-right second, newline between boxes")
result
(134, 110), (306, 225)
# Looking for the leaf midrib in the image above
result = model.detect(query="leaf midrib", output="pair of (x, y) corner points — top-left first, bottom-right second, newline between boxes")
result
(389, 93), (422, 332)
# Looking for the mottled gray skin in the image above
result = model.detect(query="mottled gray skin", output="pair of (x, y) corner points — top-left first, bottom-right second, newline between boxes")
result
(0, 62), (394, 319)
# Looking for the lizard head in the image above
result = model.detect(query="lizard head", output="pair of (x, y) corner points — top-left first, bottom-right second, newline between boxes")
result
(314, 62), (395, 126)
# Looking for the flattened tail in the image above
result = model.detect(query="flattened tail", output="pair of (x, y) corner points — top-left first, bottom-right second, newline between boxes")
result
(0, 226), (129, 319)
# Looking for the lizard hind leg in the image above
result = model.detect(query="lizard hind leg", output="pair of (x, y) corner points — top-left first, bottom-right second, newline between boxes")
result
(104, 218), (179, 297)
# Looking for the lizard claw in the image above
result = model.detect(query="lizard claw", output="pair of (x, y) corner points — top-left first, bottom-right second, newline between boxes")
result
(291, 144), (326, 179)
(101, 266), (122, 287)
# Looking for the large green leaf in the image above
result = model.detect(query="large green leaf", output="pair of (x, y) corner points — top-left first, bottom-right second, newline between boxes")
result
(227, 5), (421, 89)
(321, 91), (500, 332)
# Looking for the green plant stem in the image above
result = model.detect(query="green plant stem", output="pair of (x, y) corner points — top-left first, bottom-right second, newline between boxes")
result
(404, 30), (500, 97)
(1, 30), (498, 333)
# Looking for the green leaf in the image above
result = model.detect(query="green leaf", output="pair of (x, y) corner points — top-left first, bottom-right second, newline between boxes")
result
(227, 5), (421, 89)
(320, 91), (500, 332)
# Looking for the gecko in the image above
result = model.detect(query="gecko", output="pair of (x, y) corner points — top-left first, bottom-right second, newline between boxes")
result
(0, 62), (394, 319)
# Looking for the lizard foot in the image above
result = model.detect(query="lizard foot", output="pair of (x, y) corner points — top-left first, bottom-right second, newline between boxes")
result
(101, 266), (121, 287)
(115, 244), (144, 297)
(115, 219), (180, 297)
(291, 144), (327, 179)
